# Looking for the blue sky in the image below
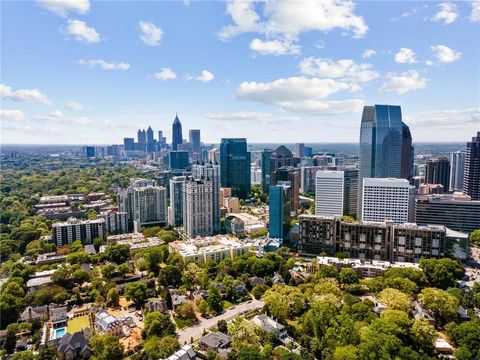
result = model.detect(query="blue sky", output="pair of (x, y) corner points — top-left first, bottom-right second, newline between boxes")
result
(1, 0), (479, 145)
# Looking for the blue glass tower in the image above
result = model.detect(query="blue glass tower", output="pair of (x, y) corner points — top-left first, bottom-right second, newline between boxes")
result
(269, 182), (291, 239)
(220, 138), (251, 199)
(172, 114), (183, 151)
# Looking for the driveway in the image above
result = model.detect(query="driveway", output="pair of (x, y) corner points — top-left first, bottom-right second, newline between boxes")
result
(177, 298), (264, 344)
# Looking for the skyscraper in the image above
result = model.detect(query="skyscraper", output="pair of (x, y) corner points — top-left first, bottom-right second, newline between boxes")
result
(137, 129), (146, 149)
(450, 151), (465, 191)
(189, 130), (201, 154)
(146, 126), (155, 153)
(358, 105), (407, 218)
(132, 185), (167, 231)
(192, 162), (221, 232)
(425, 157), (450, 190)
(123, 138), (135, 151)
(169, 151), (190, 170)
(276, 167), (300, 213)
(269, 182), (291, 239)
(343, 168), (358, 218)
(463, 132), (480, 200)
(295, 143), (305, 158)
(169, 176), (186, 227)
(270, 145), (293, 184)
(172, 114), (183, 150)
(401, 124), (414, 182)
(315, 170), (344, 216)
(261, 149), (272, 193)
(183, 177), (214, 238)
(220, 138), (251, 199)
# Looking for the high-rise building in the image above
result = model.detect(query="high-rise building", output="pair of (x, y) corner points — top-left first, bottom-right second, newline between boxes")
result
(295, 143), (305, 158)
(168, 176), (186, 227)
(463, 132), (480, 200)
(158, 131), (166, 150)
(270, 146), (293, 185)
(132, 186), (167, 231)
(207, 148), (220, 164)
(415, 193), (480, 233)
(52, 218), (106, 247)
(425, 157), (450, 190)
(298, 215), (446, 263)
(304, 146), (313, 158)
(137, 129), (146, 146)
(220, 138), (251, 199)
(261, 149), (272, 193)
(401, 124), (414, 182)
(189, 130), (201, 154)
(169, 151), (190, 170)
(362, 178), (412, 224)
(300, 166), (323, 195)
(172, 114), (183, 150)
(315, 171), (344, 216)
(183, 177), (214, 238)
(84, 146), (95, 158)
(123, 138), (135, 151)
(269, 182), (291, 239)
(358, 105), (408, 218)
(98, 210), (128, 235)
(192, 162), (221, 232)
(450, 151), (465, 192)
(343, 168), (358, 218)
(146, 126), (155, 153)
(276, 167), (300, 213)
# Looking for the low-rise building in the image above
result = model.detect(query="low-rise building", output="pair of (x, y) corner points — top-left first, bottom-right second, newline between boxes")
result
(95, 310), (123, 336)
(252, 315), (288, 342)
(225, 213), (267, 237)
(107, 232), (164, 250)
(163, 344), (196, 360)
(199, 332), (231, 356)
(45, 329), (92, 360)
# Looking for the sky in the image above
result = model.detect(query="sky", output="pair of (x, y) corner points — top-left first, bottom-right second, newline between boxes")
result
(1, 0), (479, 145)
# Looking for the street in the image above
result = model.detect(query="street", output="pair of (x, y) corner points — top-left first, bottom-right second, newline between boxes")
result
(177, 298), (264, 344)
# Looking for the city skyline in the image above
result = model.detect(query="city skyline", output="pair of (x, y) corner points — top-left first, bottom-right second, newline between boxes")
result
(1, 0), (479, 145)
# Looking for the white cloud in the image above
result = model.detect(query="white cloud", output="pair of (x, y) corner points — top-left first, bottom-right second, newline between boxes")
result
(299, 57), (379, 83)
(35, 0), (90, 17)
(78, 59), (130, 70)
(65, 19), (100, 44)
(362, 49), (376, 59)
(49, 110), (64, 118)
(0, 110), (26, 122)
(65, 101), (85, 111)
(154, 68), (177, 80)
(379, 70), (427, 94)
(1, 83), (52, 105)
(470, 0), (480, 22)
(394, 48), (417, 64)
(431, 2), (458, 24)
(219, 0), (368, 40)
(405, 108), (480, 128)
(74, 117), (92, 125)
(205, 111), (299, 124)
(236, 76), (363, 115)
(139, 21), (163, 47)
(430, 45), (462, 63)
(249, 38), (300, 55)
(186, 70), (214, 82)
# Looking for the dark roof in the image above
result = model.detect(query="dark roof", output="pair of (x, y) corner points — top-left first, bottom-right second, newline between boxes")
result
(273, 145), (292, 156)
(248, 277), (265, 286)
(199, 332), (231, 349)
(47, 330), (91, 355)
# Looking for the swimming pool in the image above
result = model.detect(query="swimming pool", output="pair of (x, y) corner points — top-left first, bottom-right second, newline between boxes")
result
(54, 328), (66, 339)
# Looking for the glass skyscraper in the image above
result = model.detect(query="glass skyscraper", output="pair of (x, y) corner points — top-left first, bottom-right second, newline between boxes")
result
(358, 104), (409, 218)
(172, 114), (183, 150)
(269, 182), (291, 239)
(220, 138), (251, 199)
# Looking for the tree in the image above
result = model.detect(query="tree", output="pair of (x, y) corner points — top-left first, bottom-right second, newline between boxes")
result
(107, 287), (119, 307)
(251, 284), (268, 300)
(143, 336), (180, 360)
(378, 288), (411, 312)
(470, 229), (480, 246)
(51, 266), (72, 288)
(450, 321), (480, 358)
(72, 269), (90, 284)
(158, 265), (182, 287)
(419, 258), (464, 289)
(100, 264), (116, 280)
(90, 334), (124, 360)
(143, 312), (176, 338)
(86, 209), (97, 220)
(333, 345), (358, 360)
(37, 345), (58, 360)
(339, 268), (358, 285)
(175, 302), (197, 322)
(237, 347), (263, 360)
(104, 244), (130, 264)
(118, 263), (131, 276)
(124, 282), (147, 306)
(316, 265), (339, 279)
(263, 285), (308, 321)
(10, 351), (35, 360)
(199, 300), (210, 317)
(217, 319), (228, 334)
(206, 286), (223, 314)
(418, 287), (459, 324)
(411, 319), (436, 354)
(4, 328), (16, 354)
(228, 318), (261, 352)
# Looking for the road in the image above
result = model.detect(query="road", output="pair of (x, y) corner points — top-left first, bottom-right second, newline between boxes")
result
(177, 299), (264, 344)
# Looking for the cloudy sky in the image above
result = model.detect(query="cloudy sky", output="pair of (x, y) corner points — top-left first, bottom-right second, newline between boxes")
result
(1, 0), (479, 145)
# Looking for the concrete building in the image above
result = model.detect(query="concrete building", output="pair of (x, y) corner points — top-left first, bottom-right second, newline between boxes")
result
(362, 178), (413, 224)
(315, 170), (344, 216)
(425, 157), (450, 190)
(225, 213), (267, 237)
(207, 148), (220, 164)
(463, 131), (480, 200)
(183, 178), (214, 238)
(450, 151), (465, 192)
(295, 143), (305, 158)
(300, 166), (323, 195)
(189, 129), (201, 155)
(192, 162), (221, 233)
(276, 167), (300, 213)
(95, 310), (123, 336)
(223, 197), (240, 213)
(132, 186), (167, 231)
(169, 176), (186, 227)
(52, 218), (106, 247)
(343, 168), (358, 218)
(298, 215), (446, 263)
(98, 210), (128, 235)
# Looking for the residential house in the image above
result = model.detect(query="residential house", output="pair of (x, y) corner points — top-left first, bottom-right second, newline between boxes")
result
(95, 310), (123, 336)
(252, 314), (288, 342)
(46, 329), (92, 360)
(199, 332), (231, 357)
(163, 344), (196, 360)
(248, 277), (265, 288)
(146, 299), (168, 313)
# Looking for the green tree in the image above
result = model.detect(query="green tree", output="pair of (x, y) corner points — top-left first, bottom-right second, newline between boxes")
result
(143, 335), (180, 360)
(124, 282), (147, 306)
(251, 284), (268, 300)
(104, 244), (130, 264)
(107, 287), (119, 307)
(10, 351), (36, 360)
(339, 268), (358, 285)
(72, 269), (90, 284)
(4, 328), (16, 354)
(419, 258), (464, 289)
(378, 288), (411, 312)
(90, 334), (124, 360)
(199, 299), (210, 317)
(418, 287), (459, 324)
(411, 319), (436, 354)
(450, 321), (480, 358)
(175, 302), (197, 322)
(206, 286), (223, 314)
(333, 345), (358, 360)
(158, 265), (182, 287)
(217, 319), (228, 334)
(143, 312), (176, 338)
(470, 229), (480, 246)
(37, 345), (58, 360)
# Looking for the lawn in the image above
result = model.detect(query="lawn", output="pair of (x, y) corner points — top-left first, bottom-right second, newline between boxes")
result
(222, 300), (233, 309)
(67, 316), (90, 334)
(174, 317), (197, 329)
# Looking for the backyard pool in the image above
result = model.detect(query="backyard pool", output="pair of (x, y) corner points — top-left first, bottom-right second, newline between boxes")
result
(54, 328), (66, 339)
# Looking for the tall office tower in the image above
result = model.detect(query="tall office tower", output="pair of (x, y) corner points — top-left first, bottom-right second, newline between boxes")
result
(123, 138), (135, 151)
(137, 129), (146, 145)
(183, 177), (214, 238)
(189, 130), (201, 154)
(358, 105), (407, 218)
(276, 167), (300, 213)
(315, 171), (344, 216)
(261, 149), (272, 193)
(269, 182), (291, 239)
(146, 126), (155, 153)
(132, 185), (167, 231)
(84, 146), (95, 157)
(304, 146), (313, 158)
(172, 114), (183, 150)
(300, 166), (323, 195)
(362, 178), (412, 224)
(169, 176), (186, 227)
(450, 151), (465, 191)
(343, 168), (358, 217)
(220, 138), (251, 199)
(169, 151), (190, 170)
(207, 148), (220, 164)
(463, 132), (480, 200)
(157, 131), (166, 150)
(192, 162), (221, 232)
(426, 157), (450, 190)
(401, 124), (414, 182)
(251, 164), (262, 184)
(270, 145), (293, 184)
(295, 143), (305, 158)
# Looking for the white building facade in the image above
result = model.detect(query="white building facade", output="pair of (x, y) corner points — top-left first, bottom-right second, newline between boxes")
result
(183, 178), (214, 238)
(132, 186), (167, 231)
(315, 170), (345, 216)
(450, 151), (465, 192)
